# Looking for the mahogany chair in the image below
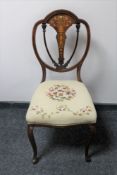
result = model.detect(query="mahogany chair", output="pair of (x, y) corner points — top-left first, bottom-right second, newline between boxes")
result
(26, 9), (97, 164)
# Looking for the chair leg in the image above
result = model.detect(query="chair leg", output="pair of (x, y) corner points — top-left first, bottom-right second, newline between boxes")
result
(27, 125), (39, 164)
(85, 124), (96, 162)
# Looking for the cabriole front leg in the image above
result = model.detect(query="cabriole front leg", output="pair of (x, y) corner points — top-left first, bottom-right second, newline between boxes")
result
(85, 124), (96, 162)
(27, 125), (39, 164)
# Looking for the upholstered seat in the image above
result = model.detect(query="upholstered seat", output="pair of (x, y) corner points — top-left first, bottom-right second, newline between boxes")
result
(26, 80), (97, 126)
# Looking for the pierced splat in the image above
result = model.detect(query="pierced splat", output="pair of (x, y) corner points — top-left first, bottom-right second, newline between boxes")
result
(48, 15), (75, 65)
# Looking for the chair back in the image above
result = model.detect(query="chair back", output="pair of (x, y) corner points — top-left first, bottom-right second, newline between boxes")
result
(32, 9), (90, 82)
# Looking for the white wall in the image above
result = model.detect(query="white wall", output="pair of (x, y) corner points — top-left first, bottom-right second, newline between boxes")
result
(0, 0), (117, 103)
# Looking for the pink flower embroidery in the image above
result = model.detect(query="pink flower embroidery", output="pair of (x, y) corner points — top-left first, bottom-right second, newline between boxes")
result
(46, 84), (76, 101)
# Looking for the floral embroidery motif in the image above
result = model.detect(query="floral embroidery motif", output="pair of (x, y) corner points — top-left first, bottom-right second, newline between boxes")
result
(30, 105), (92, 119)
(30, 106), (51, 119)
(46, 84), (76, 101)
(56, 105), (68, 111)
(72, 106), (92, 116)
(56, 105), (92, 116)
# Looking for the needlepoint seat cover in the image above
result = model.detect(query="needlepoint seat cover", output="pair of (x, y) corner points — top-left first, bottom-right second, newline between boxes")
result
(26, 80), (97, 126)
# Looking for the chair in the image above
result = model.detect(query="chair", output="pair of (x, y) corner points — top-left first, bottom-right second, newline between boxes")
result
(26, 9), (97, 164)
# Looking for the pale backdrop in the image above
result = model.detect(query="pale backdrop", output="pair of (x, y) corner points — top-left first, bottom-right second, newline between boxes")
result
(0, 0), (117, 103)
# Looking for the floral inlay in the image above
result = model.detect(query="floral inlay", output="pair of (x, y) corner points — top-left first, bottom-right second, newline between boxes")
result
(46, 84), (76, 101)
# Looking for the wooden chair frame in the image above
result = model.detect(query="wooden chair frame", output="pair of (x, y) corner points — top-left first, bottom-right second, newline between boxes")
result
(27, 9), (96, 164)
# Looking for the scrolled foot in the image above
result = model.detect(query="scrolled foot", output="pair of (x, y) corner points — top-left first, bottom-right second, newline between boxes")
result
(32, 156), (39, 164)
(85, 155), (91, 162)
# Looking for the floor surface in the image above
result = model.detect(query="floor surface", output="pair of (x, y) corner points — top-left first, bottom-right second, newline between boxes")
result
(0, 105), (117, 175)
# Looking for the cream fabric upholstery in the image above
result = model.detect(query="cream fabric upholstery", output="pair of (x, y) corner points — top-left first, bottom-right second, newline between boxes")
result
(26, 80), (97, 126)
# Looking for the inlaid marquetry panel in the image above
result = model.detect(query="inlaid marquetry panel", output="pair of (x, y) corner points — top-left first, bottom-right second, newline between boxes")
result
(48, 15), (75, 65)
